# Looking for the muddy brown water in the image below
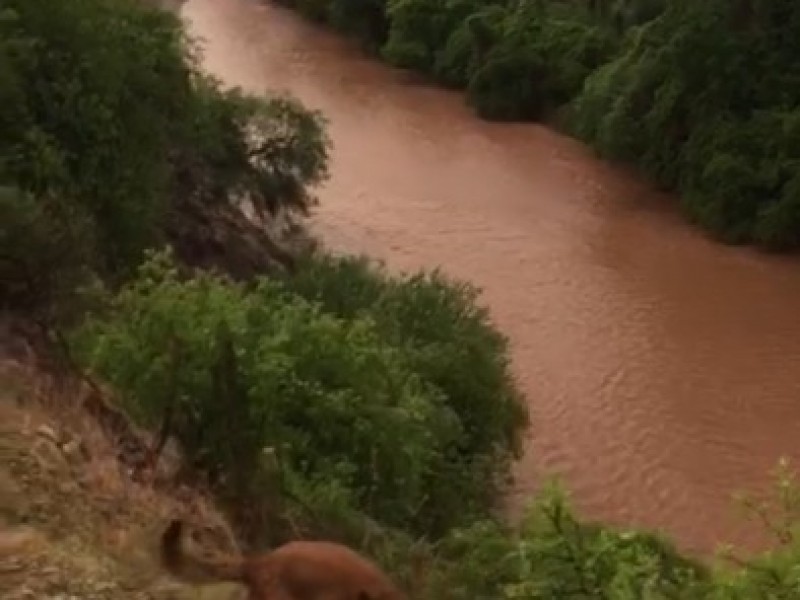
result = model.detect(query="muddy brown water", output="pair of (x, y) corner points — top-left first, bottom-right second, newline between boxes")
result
(181, 0), (800, 555)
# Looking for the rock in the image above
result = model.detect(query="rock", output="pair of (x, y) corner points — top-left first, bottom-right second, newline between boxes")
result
(60, 437), (88, 464)
(31, 437), (69, 473)
(35, 425), (59, 444)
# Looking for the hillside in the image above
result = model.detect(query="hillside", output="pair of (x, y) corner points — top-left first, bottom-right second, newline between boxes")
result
(0, 322), (245, 599)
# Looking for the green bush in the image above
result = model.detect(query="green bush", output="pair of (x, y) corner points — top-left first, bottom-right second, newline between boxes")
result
(424, 483), (709, 600)
(283, 254), (527, 472)
(284, 466), (798, 600)
(69, 250), (800, 597)
(282, 254), (528, 528)
(680, 110), (800, 248)
(71, 249), (525, 536)
(432, 18), (478, 88)
(408, 469), (799, 600)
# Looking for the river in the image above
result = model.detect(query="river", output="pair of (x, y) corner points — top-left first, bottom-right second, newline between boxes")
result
(181, 0), (800, 555)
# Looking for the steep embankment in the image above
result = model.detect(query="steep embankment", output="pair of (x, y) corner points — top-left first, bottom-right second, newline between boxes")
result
(0, 323), (243, 599)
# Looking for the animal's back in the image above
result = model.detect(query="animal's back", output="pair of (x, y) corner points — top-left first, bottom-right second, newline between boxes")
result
(246, 540), (406, 600)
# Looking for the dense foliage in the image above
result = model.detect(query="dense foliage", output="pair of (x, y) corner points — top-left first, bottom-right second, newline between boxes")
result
(280, 0), (800, 249)
(570, 0), (800, 249)
(421, 470), (800, 600)
(281, 254), (526, 478)
(0, 0), (328, 290)
(72, 250), (527, 537)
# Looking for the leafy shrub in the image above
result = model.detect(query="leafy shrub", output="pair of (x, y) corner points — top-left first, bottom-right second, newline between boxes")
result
(282, 254), (528, 515)
(755, 173), (800, 250)
(467, 26), (547, 120)
(273, 465), (799, 600)
(72, 249), (525, 536)
(425, 482), (708, 600)
(412, 468), (800, 600)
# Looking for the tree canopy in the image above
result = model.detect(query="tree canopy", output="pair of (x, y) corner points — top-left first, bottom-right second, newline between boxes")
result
(281, 0), (800, 249)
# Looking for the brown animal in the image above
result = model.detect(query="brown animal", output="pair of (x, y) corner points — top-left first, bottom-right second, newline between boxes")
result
(160, 519), (408, 600)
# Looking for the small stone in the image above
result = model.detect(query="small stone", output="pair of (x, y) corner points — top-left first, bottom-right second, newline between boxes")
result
(35, 425), (59, 444)
(60, 438), (84, 461)
(31, 437), (70, 473)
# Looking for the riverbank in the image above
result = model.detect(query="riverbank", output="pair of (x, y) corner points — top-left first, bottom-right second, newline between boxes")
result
(275, 0), (800, 252)
(181, 0), (800, 556)
(0, 345), (240, 599)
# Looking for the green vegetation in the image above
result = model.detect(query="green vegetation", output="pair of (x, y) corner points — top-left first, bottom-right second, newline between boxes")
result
(2, 0), (799, 599)
(71, 249), (526, 538)
(0, 0), (328, 290)
(424, 467), (800, 600)
(279, 0), (800, 249)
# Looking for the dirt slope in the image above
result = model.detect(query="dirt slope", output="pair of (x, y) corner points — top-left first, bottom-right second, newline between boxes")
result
(0, 325), (244, 599)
